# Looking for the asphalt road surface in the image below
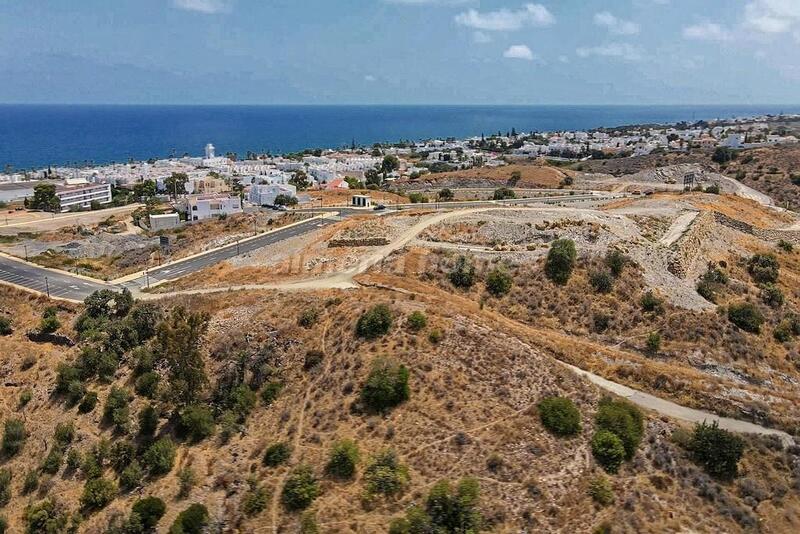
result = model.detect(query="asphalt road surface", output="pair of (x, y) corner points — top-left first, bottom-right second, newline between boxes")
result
(118, 216), (338, 291)
(0, 255), (109, 301)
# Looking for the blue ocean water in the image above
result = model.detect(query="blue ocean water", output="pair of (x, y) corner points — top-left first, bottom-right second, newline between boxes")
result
(1, 104), (799, 170)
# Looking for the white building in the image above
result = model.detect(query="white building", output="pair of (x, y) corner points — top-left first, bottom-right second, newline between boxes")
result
(56, 182), (112, 212)
(248, 184), (297, 206)
(149, 212), (181, 231)
(186, 194), (242, 221)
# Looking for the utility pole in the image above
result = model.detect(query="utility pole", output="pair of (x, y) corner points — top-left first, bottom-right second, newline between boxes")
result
(145, 268), (150, 289)
(45, 277), (50, 298)
(24, 245), (28, 261)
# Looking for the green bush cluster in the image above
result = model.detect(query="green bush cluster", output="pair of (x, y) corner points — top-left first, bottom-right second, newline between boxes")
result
(80, 477), (117, 512)
(241, 479), (269, 517)
(596, 398), (644, 460)
(689, 422), (745, 481)
(449, 255), (476, 289)
(360, 358), (410, 413)
(142, 437), (176, 476)
(727, 302), (765, 333)
(364, 449), (409, 497)
(537, 397), (581, 437)
(178, 405), (215, 443)
(325, 440), (359, 480)
(389, 478), (481, 533)
(696, 265), (728, 302)
(493, 187), (516, 200)
(406, 311), (428, 332)
(356, 304), (393, 339)
(39, 307), (61, 334)
(589, 270), (613, 293)
(588, 475), (614, 506)
(485, 268), (513, 297)
(2, 418), (26, 456)
(263, 442), (292, 467)
(591, 430), (626, 474)
(747, 253), (780, 284)
(169, 503), (209, 534)
(281, 466), (320, 511)
(545, 239), (577, 285)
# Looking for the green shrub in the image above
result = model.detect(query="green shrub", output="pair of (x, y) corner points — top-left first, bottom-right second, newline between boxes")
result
(704, 183), (721, 194)
(120, 460), (145, 492)
(588, 475), (614, 506)
(595, 398), (643, 460)
(302, 350), (324, 372)
(364, 449), (409, 496)
(777, 240), (794, 253)
(0, 515), (6, 533)
(41, 447), (63, 474)
(591, 430), (626, 473)
(428, 329), (443, 344)
(298, 308), (319, 328)
(589, 270), (613, 293)
(169, 503), (209, 534)
(537, 397), (581, 437)
(0, 317), (12, 336)
(360, 358), (410, 413)
(760, 283), (784, 308)
(545, 239), (577, 285)
(241, 479), (269, 517)
(485, 268), (512, 297)
(689, 422), (745, 481)
(748, 253), (780, 284)
(131, 496), (166, 530)
(263, 442), (292, 467)
(53, 422), (74, 446)
(261, 380), (283, 406)
(448, 256), (476, 289)
(127, 303), (162, 342)
(103, 386), (132, 432)
(696, 265), (728, 302)
(178, 405), (215, 443)
(281, 466), (320, 511)
(2, 418), (26, 455)
(142, 437), (176, 475)
(300, 511), (320, 534)
(646, 332), (661, 353)
(110, 440), (136, 474)
(406, 311), (428, 332)
(138, 404), (159, 439)
(605, 250), (628, 278)
(81, 477), (117, 511)
(325, 440), (359, 480)
(727, 302), (765, 333)
(24, 498), (68, 534)
(135, 371), (160, 398)
(425, 478), (482, 532)
(39, 308), (61, 334)
(22, 469), (38, 495)
(18, 389), (32, 409)
(640, 291), (663, 313)
(132, 347), (156, 377)
(0, 469), (11, 506)
(356, 304), (393, 339)
(493, 187), (516, 200)
(177, 466), (196, 499)
(66, 449), (82, 471)
(78, 391), (98, 413)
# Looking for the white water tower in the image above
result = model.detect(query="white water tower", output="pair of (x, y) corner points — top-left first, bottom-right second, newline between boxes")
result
(205, 143), (216, 159)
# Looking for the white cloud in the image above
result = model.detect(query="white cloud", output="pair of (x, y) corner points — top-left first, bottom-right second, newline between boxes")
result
(503, 44), (535, 61)
(472, 31), (492, 43)
(455, 3), (555, 32)
(744, 0), (800, 34)
(593, 12), (640, 35)
(364, 75), (377, 82)
(172, 0), (232, 14)
(576, 43), (643, 62)
(682, 22), (731, 41)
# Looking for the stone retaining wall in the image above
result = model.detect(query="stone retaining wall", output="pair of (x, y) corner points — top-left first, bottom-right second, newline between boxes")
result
(328, 237), (390, 248)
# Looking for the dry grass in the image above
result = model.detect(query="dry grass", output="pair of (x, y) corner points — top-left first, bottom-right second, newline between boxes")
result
(400, 163), (574, 189)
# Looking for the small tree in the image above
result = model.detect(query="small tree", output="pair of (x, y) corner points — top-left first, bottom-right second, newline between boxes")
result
(103, 386), (132, 432)
(406, 311), (428, 332)
(2, 419), (26, 456)
(281, 466), (320, 511)
(356, 304), (393, 339)
(689, 422), (744, 481)
(538, 397), (582, 437)
(449, 256), (476, 289)
(131, 496), (166, 530)
(493, 187), (516, 200)
(325, 440), (359, 480)
(170, 503), (209, 534)
(178, 405), (216, 443)
(142, 437), (176, 475)
(545, 239), (577, 285)
(360, 358), (410, 413)
(485, 268), (512, 297)
(591, 430), (626, 474)
(727, 302), (764, 333)
(263, 442), (292, 467)
(437, 188), (454, 201)
(747, 253), (780, 284)
(81, 477), (117, 511)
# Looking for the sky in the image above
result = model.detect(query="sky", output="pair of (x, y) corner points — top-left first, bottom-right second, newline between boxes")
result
(0, 0), (799, 105)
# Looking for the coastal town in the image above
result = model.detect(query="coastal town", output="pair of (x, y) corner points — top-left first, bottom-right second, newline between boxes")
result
(1, 114), (798, 221)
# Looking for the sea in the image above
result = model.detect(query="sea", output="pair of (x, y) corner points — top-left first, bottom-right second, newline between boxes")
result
(2, 104), (800, 170)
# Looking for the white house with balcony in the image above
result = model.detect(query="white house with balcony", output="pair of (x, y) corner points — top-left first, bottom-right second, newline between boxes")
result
(56, 182), (112, 212)
(248, 184), (297, 206)
(186, 194), (242, 221)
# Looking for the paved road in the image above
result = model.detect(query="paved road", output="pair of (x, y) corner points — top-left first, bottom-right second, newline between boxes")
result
(0, 254), (110, 301)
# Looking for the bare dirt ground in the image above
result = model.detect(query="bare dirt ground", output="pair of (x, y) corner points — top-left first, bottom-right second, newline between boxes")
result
(304, 189), (407, 207)
(398, 163), (575, 190)
(0, 204), (142, 234)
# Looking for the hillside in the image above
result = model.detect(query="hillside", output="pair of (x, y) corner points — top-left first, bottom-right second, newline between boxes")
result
(0, 276), (799, 533)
